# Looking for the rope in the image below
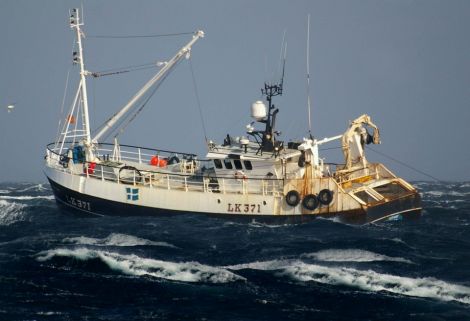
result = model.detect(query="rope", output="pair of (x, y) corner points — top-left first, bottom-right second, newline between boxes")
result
(88, 32), (194, 39)
(100, 60), (183, 142)
(189, 58), (208, 142)
(367, 147), (443, 182)
(91, 62), (161, 78)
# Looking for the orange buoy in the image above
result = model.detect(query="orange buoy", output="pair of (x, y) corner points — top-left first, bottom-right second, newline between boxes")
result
(150, 155), (159, 166)
(85, 162), (96, 175)
(66, 114), (76, 124)
(158, 158), (167, 168)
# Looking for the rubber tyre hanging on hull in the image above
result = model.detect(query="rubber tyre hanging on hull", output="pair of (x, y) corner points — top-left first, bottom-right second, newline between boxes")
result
(302, 194), (319, 211)
(119, 166), (143, 184)
(285, 190), (301, 207)
(318, 189), (333, 206)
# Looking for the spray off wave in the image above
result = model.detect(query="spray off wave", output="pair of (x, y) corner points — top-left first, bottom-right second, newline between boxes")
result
(304, 249), (413, 264)
(0, 199), (26, 225)
(63, 233), (177, 248)
(36, 248), (244, 283)
(226, 259), (470, 304)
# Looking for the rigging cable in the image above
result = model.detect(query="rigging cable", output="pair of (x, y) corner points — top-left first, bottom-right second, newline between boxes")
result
(54, 67), (71, 149)
(91, 61), (162, 78)
(88, 32), (194, 39)
(189, 57), (208, 143)
(367, 147), (443, 182)
(98, 59), (184, 142)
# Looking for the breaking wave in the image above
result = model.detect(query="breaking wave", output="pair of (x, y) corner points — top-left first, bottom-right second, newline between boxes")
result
(0, 189), (11, 194)
(15, 183), (48, 192)
(0, 199), (26, 225)
(36, 248), (244, 283)
(0, 195), (54, 201)
(63, 233), (177, 248)
(304, 249), (413, 264)
(226, 260), (470, 304)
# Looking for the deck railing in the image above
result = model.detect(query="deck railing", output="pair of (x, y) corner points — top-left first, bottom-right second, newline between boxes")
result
(46, 142), (284, 196)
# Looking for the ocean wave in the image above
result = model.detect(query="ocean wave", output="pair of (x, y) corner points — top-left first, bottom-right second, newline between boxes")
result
(422, 190), (470, 198)
(303, 249), (413, 264)
(63, 233), (177, 248)
(0, 195), (55, 201)
(283, 262), (470, 304)
(225, 260), (470, 304)
(0, 200), (26, 225)
(36, 248), (244, 283)
(0, 189), (11, 194)
(15, 183), (48, 192)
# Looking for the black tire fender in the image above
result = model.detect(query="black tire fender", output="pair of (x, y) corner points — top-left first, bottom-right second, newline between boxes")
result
(285, 190), (301, 207)
(302, 194), (319, 211)
(318, 189), (334, 206)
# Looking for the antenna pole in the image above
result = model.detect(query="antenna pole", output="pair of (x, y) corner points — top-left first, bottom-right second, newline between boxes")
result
(70, 8), (92, 145)
(306, 14), (312, 136)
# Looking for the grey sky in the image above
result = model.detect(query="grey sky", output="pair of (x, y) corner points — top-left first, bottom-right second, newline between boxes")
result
(1, 0), (469, 182)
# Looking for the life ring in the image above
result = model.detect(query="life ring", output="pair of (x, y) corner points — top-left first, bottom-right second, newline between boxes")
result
(302, 194), (319, 211)
(318, 189), (333, 205)
(234, 170), (247, 180)
(285, 190), (300, 207)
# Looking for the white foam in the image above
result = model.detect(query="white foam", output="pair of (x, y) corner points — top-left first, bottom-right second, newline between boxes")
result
(283, 262), (470, 304)
(0, 195), (54, 201)
(226, 259), (470, 304)
(304, 249), (413, 264)
(36, 248), (244, 283)
(0, 200), (26, 225)
(424, 191), (444, 197)
(63, 233), (177, 248)
(0, 190), (11, 194)
(16, 183), (47, 192)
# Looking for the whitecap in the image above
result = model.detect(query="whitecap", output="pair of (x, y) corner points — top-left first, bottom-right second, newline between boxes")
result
(36, 248), (244, 283)
(303, 249), (413, 264)
(0, 190), (11, 194)
(0, 195), (54, 201)
(423, 191), (444, 197)
(63, 233), (177, 248)
(0, 200), (26, 225)
(282, 262), (470, 304)
(15, 183), (47, 192)
(226, 259), (470, 304)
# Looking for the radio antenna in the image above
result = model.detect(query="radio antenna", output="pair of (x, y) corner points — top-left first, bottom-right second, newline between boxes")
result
(306, 14), (312, 138)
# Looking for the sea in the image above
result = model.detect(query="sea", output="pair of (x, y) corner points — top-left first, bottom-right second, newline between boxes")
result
(0, 181), (469, 321)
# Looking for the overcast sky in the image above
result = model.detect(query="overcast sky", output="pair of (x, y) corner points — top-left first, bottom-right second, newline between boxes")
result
(1, 0), (469, 182)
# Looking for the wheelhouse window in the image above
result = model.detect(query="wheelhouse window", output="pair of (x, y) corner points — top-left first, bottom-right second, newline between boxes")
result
(214, 159), (223, 169)
(233, 159), (243, 170)
(243, 160), (253, 170)
(223, 159), (233, 169)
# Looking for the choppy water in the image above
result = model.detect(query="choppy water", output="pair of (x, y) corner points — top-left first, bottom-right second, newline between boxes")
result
(0, 181), (469, 320)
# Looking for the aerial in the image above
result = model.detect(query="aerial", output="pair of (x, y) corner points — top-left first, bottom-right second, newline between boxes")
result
(1, 0), (470, 320)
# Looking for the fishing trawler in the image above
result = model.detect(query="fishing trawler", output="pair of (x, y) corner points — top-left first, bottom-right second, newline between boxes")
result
(44, 9), (421, 224)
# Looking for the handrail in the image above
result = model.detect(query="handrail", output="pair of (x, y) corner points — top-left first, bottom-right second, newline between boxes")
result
(46, 142), (285, 183)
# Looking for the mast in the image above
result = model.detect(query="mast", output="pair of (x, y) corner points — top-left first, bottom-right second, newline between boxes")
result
(92, 30), (205, 143)
(70, 8), (92, 145)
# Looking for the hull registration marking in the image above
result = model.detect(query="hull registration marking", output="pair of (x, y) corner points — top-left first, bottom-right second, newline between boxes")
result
(65, 195), (91, 211)
(227, 203), (261, 213)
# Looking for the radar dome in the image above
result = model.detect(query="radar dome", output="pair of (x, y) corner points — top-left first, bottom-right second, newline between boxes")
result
(251, 101), (267, 121)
